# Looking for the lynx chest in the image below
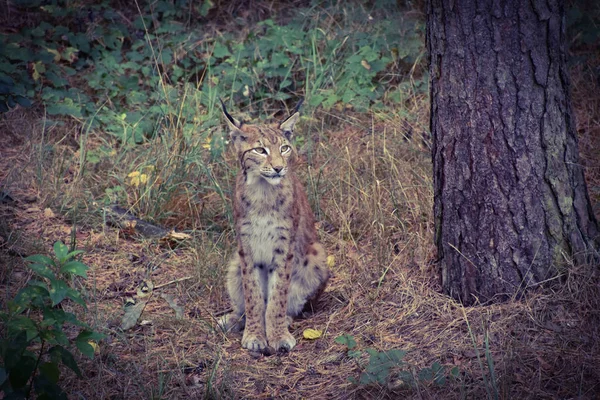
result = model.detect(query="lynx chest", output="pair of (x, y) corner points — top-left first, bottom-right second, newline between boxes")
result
(237, 181), (293, 265)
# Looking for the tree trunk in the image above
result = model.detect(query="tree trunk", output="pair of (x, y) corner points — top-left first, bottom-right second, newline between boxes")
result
(427, 0), (598, 305)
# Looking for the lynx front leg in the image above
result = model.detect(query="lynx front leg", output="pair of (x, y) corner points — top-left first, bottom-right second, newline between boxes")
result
(265, 253), (296, 352)
(218, 254), (245, 332)
(240, 253), (269, 352)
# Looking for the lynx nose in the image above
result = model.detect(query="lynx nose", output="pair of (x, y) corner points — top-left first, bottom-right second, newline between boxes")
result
(273, 166), (283, 173)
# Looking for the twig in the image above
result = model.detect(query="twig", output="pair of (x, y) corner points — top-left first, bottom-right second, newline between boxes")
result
(154, 276), (193, 290)
(103, 276), (193, 300)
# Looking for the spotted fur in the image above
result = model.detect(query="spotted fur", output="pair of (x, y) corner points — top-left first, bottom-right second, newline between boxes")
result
(218, 102), (329, 353)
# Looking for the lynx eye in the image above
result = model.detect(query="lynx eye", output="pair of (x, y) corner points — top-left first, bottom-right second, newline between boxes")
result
(280, 145), (291, 154)
(252, 147), (268, 155)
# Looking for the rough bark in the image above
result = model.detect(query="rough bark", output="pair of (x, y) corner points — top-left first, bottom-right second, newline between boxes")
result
(428, 0), (598, 305)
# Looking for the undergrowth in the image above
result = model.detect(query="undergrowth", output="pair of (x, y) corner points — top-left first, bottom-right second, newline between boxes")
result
(0, 241), (103, 399)
(0, 0), (426, 230)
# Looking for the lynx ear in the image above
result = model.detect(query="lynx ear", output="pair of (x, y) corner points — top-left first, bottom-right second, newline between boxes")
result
(220, 98), (242, 132)
(279, 99), (303, 140)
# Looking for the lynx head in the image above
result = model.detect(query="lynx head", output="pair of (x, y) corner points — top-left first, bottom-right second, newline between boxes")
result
(222, 100), (301, 185)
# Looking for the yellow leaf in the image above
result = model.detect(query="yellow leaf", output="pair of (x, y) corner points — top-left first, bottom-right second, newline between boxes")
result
(88, 341), (99, 354)
(361, 59), (371, 70)
(47, 48), (61, 62)
(31, 61), (45, 81)
(44, 208), (55, 218)
(303, 328), (323, 340)
(64, 47), (79, 63)
(128, 171), (141, 186)
(326, 255), (335, 268)
(165, 230), (192, 241)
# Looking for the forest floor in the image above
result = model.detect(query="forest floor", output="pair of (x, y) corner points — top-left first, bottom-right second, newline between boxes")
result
(2, 2), (600, 399)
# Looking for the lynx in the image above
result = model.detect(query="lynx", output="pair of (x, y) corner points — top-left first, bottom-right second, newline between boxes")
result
(218, 101), (329, 353)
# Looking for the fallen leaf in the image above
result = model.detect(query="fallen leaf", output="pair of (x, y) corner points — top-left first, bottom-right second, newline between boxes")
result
(326, 255), (335, 268)
(166, 230), (192, 241)
(303, 328), (323, 340)
(160, 230), (192, 248)
(121, 280), (154, 330)
(44, 208), (55, 218)
(160, 293), (184, 319)
(136, 279), (154, 298)
(361, 59), (371, 70)
(121, 300), (148, 330)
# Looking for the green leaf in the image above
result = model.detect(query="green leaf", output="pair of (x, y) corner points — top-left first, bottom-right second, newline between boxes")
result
(450, 366), (460, 378)
(398, 370), (415, 386)
(60, 260), (88, 277)
(33, 374), (67, 400)
(65, 249), (84, 260)
(7, 315), (38, 341)
(48, 346), (82, 377)
(27, 263), (56, 280)
(418, 367), (433, 381)
(4, 332), (29, 369)
(15, 96), (31, 107)
(200, 0), (214, 16)
(434, 374), (446, 386)
(39, 325), (69, 346)
(65, 287), (86, 308)
(213, 42), (231, 58)
(347, 350), (362, 359)
(46, 99), (83, 118)
(39, 362), (60, 383)
(335, 334), (357, 350)
(14, 285), (49, 310)
(9, 354), (36, 389)
(384, 349), (406, 363)
(76, 330), (104, 359)
(25, 254), (54, 267)
(48, 279), (69, 306)
(53, 241), (68, 264)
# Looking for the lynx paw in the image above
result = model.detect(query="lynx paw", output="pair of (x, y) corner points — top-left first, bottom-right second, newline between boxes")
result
(268, 331), (296, 353)
(218, 313), (245, 332)
(241, 332), (268, 352)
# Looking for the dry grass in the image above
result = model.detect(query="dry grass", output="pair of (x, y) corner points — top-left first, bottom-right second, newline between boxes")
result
(2, 80), (600, 399)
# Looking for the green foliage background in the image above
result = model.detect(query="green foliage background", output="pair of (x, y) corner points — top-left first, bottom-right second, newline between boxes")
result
(0, 0), (425, 143)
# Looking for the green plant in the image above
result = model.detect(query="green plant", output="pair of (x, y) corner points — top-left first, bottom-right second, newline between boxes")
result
(461, 309), (498, 400)
(0, 241), (104, 399)
(335, 334), (459, 389)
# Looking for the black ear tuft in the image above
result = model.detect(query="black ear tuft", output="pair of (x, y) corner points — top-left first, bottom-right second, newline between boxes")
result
(291, 98), (304, 115)
(220, 98), (238, 127)
(221, 98), (243, 131)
